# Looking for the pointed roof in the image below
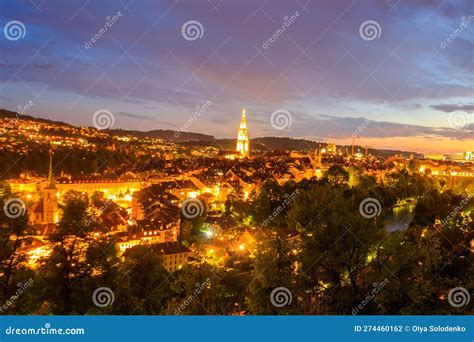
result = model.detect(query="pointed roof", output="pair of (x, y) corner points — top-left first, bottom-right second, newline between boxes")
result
(239, 108), (247, 129)
(46, 151), (56, 189)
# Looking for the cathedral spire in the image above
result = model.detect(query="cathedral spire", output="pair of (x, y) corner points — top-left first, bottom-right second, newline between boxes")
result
(236, 109), (249, 158)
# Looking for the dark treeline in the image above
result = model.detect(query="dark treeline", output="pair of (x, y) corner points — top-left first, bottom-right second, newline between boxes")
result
(0, 145), (139, 178)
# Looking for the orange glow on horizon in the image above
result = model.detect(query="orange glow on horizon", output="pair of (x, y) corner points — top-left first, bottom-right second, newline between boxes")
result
(333, 136), (473, 155)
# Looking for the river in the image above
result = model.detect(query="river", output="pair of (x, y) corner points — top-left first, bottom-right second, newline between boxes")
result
(383, 204), (415, 232)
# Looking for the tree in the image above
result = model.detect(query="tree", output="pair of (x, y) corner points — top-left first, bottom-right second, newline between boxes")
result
(250, 179), (291, 230)
(289, 183), (386, 314)
(366, 225), (473, 314)
(113, 246), (170, 314)
(225, 193), (250, 224)
(168, 263), (244, 315)
(0, 183), (31, 307)
(39, 191), (117, 314)
(326, 165), (349, 184)
(413, 190), (459, 226)
(247, 232), (294, 314)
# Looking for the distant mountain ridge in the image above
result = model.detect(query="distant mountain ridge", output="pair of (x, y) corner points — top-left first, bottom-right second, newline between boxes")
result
(0, 108), (421, 157)
(0, 108), (213, 142)
(107, 128), (214, 142)
(182, 137), (420, 158)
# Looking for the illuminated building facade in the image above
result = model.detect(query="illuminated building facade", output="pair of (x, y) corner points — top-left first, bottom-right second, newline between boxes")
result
(326, 142), (337, 156)
(122, 242), (192, 272)
(236, 109), (249, 158)
(55, 179), (142, 198)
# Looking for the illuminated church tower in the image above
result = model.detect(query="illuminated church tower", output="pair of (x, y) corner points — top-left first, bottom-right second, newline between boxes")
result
(236, 109), (249, 158)
(43, 151), (59, 224)
(31, 150), (59, 225)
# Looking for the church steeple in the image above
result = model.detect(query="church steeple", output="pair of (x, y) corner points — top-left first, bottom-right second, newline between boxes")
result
(236, 109), (249, 158)
(33, 147), (60, 224)
(47, 149), (55, 189)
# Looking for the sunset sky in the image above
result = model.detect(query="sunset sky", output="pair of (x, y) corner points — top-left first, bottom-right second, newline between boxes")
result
(0, 0), (472, 154)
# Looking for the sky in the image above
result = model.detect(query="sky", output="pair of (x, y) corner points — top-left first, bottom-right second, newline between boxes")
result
(0, 0), (473, 154)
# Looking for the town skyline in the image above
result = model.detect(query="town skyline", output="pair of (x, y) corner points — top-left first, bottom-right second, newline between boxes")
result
(0, 105), (471, 157)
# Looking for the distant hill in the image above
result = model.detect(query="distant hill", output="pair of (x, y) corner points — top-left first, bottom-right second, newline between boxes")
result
(0, 108), (74, 128)
(1, 108), (421, 157)
(107, 128), (214, 142)
(179, 137), (319, 151)
(0, 108), (213, 142)
(180, 137), (421, 158)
